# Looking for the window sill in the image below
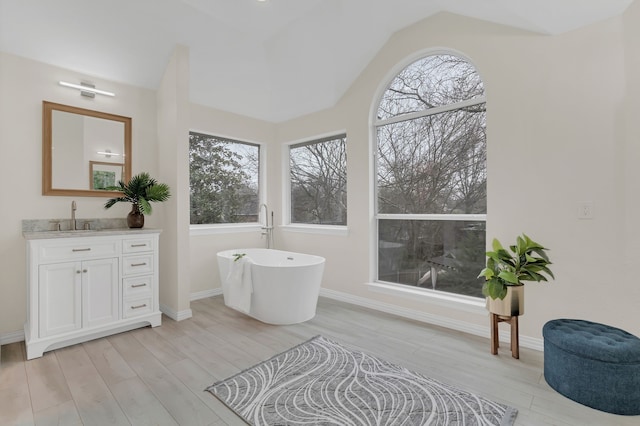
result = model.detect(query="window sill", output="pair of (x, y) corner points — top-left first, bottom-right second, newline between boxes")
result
(189, 223), (261, 236)
(366, 281), (486, 314)
(281, 224), (349, 236)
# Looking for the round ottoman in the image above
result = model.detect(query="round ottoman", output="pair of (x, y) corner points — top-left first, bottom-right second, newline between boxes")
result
(543, 319), (640, 415)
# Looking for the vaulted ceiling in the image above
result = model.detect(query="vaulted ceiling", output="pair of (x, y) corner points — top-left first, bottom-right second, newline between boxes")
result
(0, 0), (634, 122)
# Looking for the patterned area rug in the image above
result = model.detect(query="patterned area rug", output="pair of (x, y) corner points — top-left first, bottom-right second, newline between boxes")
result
(206, 335), (517, 425)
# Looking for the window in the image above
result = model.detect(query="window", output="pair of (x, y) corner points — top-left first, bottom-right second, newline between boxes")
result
(374, 53), (486, 298)
(189, 131), (260, 225)
(289, 134), (347, 225)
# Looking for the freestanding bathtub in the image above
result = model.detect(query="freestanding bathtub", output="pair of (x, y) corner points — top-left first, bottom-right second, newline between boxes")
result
(217, 248), (325, 325)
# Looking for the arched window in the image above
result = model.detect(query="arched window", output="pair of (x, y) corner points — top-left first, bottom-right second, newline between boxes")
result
(374, 53), (486, 298)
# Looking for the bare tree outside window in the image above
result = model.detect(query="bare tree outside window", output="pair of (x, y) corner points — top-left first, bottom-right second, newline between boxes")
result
(189, 132), (260, 224)
(290, 135), (347, 225)
(375, 54), (486, 298)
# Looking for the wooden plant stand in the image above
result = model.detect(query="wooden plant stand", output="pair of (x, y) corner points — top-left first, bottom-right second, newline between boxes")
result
(490, 313), (519, 359)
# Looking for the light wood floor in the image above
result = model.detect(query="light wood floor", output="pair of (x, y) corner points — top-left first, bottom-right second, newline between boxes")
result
(1, 296), (636, 425)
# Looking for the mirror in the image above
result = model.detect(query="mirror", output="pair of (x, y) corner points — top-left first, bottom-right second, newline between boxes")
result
(43, 101), (131, 196)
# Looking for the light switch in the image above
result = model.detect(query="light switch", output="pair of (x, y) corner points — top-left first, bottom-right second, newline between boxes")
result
(577, 202), (594, 219)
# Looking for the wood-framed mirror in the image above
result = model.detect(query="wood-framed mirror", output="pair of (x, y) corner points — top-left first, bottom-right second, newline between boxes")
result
(43, 101), (131, 196)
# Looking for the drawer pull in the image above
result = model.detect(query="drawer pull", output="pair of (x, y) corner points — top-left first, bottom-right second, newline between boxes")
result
(130, 262), (147, 267)
(131, 283), (147, 288)
(131, 244), (147, 248)
(131, 303), (147, 310)
(72, 248), (91, 252)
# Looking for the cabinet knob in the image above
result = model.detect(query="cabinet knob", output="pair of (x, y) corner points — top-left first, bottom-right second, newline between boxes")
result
(82, 269), (87, 273)
(131, 304), (147, 310)
(76, 270), (81, 274)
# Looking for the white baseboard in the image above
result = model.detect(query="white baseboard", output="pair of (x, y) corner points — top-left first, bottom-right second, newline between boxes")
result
(0, 329), (25, 345)
(190, 288), (223, 301)
(2, 289), (543, 352)
(160, 304), (193, 321)
(319, 288), (544, 352)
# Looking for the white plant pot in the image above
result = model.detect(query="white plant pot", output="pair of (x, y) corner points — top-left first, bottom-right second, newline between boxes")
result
(486, 285), (524, 316)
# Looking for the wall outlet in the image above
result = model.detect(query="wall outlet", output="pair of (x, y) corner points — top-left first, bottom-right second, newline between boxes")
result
(577, 202), (594, 219)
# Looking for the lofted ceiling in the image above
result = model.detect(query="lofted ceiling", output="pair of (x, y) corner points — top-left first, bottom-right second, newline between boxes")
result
(0, 0), (634, 122)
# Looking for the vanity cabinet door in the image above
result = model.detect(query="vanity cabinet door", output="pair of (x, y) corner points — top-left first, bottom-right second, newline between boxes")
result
(39, 262), (82, 338)
(38, 258), (119, 337)
(83, 258), (119, 328)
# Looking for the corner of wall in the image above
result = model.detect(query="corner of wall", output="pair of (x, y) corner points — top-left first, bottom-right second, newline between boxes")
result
(157, 45), (192, 316)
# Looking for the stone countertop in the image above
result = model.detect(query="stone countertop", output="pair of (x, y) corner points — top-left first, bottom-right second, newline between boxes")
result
(23, 218), (161, 239)
(23, 228), (162, 240)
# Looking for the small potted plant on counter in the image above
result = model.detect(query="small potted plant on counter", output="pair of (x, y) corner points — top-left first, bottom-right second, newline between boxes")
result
(104, 172), (171, 228)
(478, 233), (554, 316)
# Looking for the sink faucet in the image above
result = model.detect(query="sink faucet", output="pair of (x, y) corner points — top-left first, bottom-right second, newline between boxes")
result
(71, 200), (77, 230)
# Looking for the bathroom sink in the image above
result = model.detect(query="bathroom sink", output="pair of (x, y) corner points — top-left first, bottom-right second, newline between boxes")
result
(55, 229), (103, 235)
(22, 228), (152, 239)
(25, 229), (113, 238)
(21, 218), (155, 240)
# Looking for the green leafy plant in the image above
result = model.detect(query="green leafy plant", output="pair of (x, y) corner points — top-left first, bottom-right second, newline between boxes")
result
(232, 253), (246, 262)
(478, 234), (554, 300)
(104, 172), (171, 214)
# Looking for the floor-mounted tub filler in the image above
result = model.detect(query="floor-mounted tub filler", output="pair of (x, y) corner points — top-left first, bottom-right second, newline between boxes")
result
(217, 248), (325, 325)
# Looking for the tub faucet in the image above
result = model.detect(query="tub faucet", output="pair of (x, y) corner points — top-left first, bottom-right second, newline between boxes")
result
(260, 203), (274, 249)
(71, 200), (77, 230)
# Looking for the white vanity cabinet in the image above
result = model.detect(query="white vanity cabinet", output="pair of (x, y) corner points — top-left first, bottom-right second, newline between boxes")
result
(24, 230), (161, 360)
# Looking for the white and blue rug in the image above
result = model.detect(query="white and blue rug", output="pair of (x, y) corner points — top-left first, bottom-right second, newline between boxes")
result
(206, 335), (517, 425)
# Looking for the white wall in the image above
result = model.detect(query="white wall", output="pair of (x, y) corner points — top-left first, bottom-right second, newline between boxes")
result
(188, 104), (276, 296)
(0, 52), (158, 336)
(621, 0), (640, 331)
(156, 45), (192, 319)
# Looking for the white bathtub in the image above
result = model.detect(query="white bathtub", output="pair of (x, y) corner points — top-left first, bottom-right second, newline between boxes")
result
(217, 248), (325, 325)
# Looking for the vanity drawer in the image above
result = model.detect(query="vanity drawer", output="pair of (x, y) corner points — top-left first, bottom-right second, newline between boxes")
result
(38, 239), (119, 263)
(122, 254), (154, 276)
(123, 296), (153, 318)
(123, 237), (155, 254)
(123, 275), (153, 298)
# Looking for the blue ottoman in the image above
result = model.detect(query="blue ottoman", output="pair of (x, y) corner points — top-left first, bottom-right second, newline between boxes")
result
(543, 319), (640, 415)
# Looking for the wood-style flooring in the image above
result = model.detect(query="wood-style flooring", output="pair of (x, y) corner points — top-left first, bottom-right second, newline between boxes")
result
(0, 296), (636, 425)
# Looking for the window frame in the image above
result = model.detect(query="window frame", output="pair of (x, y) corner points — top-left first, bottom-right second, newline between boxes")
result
(370, 50), (487, 300)
(283, 132), (348, 235)
(188, 130), (266, 234)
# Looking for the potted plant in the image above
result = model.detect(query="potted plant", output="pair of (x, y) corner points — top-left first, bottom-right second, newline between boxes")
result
(478, 234), (554, 316)
(104, 172), (171, 228)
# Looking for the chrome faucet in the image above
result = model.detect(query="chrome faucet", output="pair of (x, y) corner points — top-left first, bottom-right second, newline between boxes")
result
(71, 200), (77, 230)
(260, 203), (274, 249)
(260, 203), (268, 228)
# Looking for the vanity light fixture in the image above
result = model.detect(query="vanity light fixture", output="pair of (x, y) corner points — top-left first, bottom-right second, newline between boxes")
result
(59, 81), (115, 98)
(97, 149), (121, 158)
